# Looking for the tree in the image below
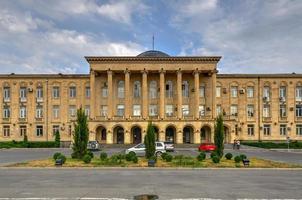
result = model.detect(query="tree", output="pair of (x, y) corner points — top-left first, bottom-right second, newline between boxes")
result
(214, 114), (224, 158)
(72, 107), (89, 159)
(54, 130), (60, 148)
(144, 122), (156, 159)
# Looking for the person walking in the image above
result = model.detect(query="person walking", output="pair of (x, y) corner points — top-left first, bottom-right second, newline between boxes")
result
(236, 140), (241, 150)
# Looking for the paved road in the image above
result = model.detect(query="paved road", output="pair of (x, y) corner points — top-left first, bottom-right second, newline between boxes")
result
(0, 168), (301, 199)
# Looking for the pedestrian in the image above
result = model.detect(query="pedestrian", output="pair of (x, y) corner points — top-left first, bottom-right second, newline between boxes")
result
(236, 140), (241, 150)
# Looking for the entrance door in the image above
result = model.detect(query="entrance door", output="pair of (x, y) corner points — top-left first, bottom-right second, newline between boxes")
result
(132, 127), (142, 144)
(165, 127), (175, 143)
(183, 127), (192, 144)
(117, 128), (124, 144)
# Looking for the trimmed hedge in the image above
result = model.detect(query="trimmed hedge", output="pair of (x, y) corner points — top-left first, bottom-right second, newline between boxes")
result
(241, 141), (302, 149)
(0, 141), (57, 149)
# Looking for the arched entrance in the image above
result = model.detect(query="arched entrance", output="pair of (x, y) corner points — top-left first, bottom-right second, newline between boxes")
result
(113, 126), (124, 144)
(200, 126), (211, 143)
(183, 126), (193, 144)
(131, 126), (142, 144)
(165, 126), (176, 143)
(224, 126), (231, 143)
(96, 126), (106, 144)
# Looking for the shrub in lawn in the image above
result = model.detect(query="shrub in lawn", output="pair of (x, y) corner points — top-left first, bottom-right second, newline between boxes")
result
(161, 152), (168, 160)
(57, 154), (66, 164)
(128, 151), (136, 157)
(100, 152), (108, 161)
(174, 155), (184, 160)
(225, 153), (233, 160)
(210, 152), (218, 158)
(212, 156), (220, 163)
(53, 152), (62, 160)
(165, 154), (173, 162)
(234, 155), (241, 163)
(71, 152), (77, 159)
(125, 153), (133, 162)
(87, 150), (94, 159)
(83, 154), (92, 164)
(197, 152), (206, 161)
(132, 156), (138, 163)
(240, 154), (247, 161)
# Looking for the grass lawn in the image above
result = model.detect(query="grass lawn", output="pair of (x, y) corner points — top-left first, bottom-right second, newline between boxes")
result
(8, 156), (301, 168)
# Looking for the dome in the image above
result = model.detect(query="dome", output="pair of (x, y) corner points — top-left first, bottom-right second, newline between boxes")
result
(137, 50), (170, 57)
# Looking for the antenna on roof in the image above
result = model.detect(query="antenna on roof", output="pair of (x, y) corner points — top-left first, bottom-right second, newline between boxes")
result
(152, 34), (154, 50)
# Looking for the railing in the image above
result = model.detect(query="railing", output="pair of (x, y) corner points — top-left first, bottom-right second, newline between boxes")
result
(3, 98), (10, 103)
(183, 115), (194, 120)
(20, 98), (27, 103)
(36, 98), (43, 103)
(36, 117), (43, 122)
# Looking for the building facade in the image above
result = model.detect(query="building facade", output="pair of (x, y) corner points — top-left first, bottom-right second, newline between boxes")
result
(1, 50), (302, 144)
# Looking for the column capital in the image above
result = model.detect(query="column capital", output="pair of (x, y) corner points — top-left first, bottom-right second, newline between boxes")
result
(141, 69), (148, 74)
(159, 68), (166, 74)
(177, 68), (182, 74)
(193, 69), (200, 75)
(107, 70), (113, 75)
(124, 69), (130, 74)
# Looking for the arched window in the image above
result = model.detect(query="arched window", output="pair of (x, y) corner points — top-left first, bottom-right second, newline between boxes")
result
(149, 81), (157, 99)
(117, 80), (125, 98)
(182, 81), (189, 97)
(133, 81), (141, 98)
(166, 81), (173, 98)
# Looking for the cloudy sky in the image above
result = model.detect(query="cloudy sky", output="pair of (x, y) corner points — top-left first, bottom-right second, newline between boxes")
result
(0, 0), (302, 74)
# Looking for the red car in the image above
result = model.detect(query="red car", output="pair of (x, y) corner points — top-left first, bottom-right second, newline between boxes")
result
(198, 143), (217, 152)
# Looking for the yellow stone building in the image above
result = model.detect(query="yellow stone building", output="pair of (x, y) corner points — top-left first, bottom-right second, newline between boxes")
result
(1, 50), (302, 144)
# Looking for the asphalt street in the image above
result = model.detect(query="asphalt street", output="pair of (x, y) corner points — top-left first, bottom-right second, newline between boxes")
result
(0, 168), (301, 199)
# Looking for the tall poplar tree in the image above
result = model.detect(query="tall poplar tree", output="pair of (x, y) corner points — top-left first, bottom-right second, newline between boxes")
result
(144, 122), (156, 159)
(214, 114), (224, 158)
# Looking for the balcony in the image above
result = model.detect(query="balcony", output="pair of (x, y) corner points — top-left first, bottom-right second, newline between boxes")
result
(19, 118), (27, 122)
(165, 114), (177, 120)
(130, 116), (141, 120)
(113, 115), (125, 120)
(263, 117), (272, 122)
(3, 98), (10, 103)
(35, 117), (43, 122)
(36, 98), (43, 103)
(20, 98), (27, 103)
(2, 118), (10, 123)
(149, 115), (159, 120)
(183, 115), (194, 120)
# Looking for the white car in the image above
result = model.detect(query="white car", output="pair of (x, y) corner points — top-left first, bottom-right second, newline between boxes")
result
(125, 142), (166, 157)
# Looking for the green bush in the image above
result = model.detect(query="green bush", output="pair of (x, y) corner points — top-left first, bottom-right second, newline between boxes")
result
(54, 131), (60, 148)
(212, 156), (220, 163)
(174, 155), (184, 160)
(87, 150), (94, 158)
(128, 151), (136, 157)
(0, 141), (56, 149)
(132, 156), (138, 163)
(125, 153), (133, 161)
(240, 154), (247, 161)
(71, 152), (77, 159)
(225, 153), (233, 160)
(100, 152), (108, 160)
(234, 155), (241, 163)
(210, 152), (218, 158)
(197, 152), (206, 161)
(53, 152), (62, 160)
(161, 152), (168, 160)
(83, 154), (92, 164)
(165, 154), (173, 162)
(241, 141), (302, 149)
(57, 154), (66, 164)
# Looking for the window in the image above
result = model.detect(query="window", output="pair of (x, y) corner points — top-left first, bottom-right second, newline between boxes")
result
(52, 125), (60, 136)
(85, 86), (90, 98)
(36, 87), (43, 99)
(52, 105), (60, 119)
(3, 106), (10, 118)
(182, 81), (189, 98)
(149, 105), (158, 116)
(3, 87), (10, 101)
(20, 125), (26, 137)
(230, 105), (238, 116)
(280, 124), (287, 136)
(149, 81), (157, 99)
(216, 86), (221, 97)
(101, 105), (108, 117)
(85, 105), (90, 117)
(165, 105), (173, 117)
(69, 105), (76, 118)
(182, 105), (189, 116)
(19, 106), (26, 119)
(235, 124), (239, 136)
(247, 87), (254, 98)
(263, 104), (270, 117)
(247, 105), (254, 118)
(296, 105), (302, 117)
(36, 125), (43, 137)
(69, 86), (76, 98)
(280, 105), (287, 118)
(199, 86), (205, 98)
(199, 105), (205, 116)
(133, 105), (141, 116)
(296, 86), (302, 101)
(3, 125), (10, 137)
(20, 87), (27, 101)
(117, 105), (125, 116)
(216, 105), (222, 116)
(231, 86), (238, 97)
(52, 86), (60, 98)
(297, 125), (302, 136)
(263, 124), (271, 136)
(166, 81), (173, 98)
(247, 124), (254, 136)
(263, 86), (270, 101)
(117, 81), (125, 98)
(133, 81), (141, 98)
(102, 84), (108, 97)
(36, 106), (43, 118)
(279, 86), (286, 98)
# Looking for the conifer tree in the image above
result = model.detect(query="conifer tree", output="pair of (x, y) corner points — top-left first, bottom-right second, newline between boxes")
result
(214, 114), (224, 158)
(144, 122), (156, 159)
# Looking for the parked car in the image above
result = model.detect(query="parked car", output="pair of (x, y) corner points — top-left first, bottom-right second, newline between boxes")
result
(164, 141), (175, 152)
(87, 141), (101, 151)
(198, 143), (216, 152)
(125, 142), (166, 157)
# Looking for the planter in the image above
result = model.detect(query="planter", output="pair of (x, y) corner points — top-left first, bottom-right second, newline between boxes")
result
(148, 160), (156, 167)
(242, 159), (250, 167)
(55, 159), (63, 166)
